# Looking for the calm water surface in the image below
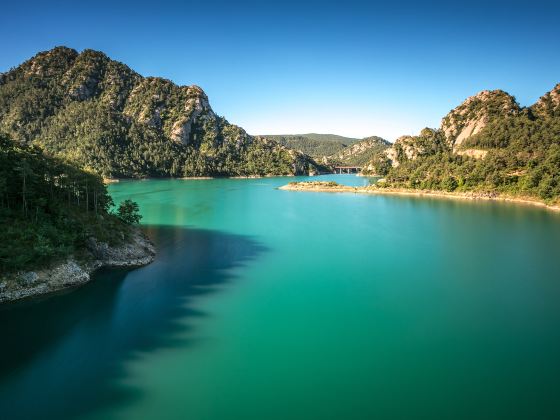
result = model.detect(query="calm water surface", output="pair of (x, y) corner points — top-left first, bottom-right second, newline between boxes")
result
(2, 174), (560, 419)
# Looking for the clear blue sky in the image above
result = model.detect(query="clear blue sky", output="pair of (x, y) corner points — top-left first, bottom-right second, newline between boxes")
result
(1, 0), (559, 140)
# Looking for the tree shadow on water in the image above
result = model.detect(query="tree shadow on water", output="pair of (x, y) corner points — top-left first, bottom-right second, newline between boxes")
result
(0, 226), (267, 420)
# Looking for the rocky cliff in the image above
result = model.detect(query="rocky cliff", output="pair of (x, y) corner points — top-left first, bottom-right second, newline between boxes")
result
(0, 47), (321, 177)
(440, 90), (520, 150)
(0, 228), (155, 303)
(363, 128), (446, 174)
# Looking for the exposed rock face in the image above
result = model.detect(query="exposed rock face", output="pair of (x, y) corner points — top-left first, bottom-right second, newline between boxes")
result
(371, 128), (445, 171)
(440, 90), (520, 150)
(0, 229), (155, 304)
(169, 87), (214, 144)
(531, 83), (560, 117)
(383, 135), (423, 167)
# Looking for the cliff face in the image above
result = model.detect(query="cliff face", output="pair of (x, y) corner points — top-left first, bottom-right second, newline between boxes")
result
(0, 47), (320, 177)
(0, 229), (155, 303)
(382, 134), (429, 167)
(440, 90), (520, 150)
(363, 128), (446, 174)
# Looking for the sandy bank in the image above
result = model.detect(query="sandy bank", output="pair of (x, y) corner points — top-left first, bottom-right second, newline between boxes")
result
(279, 182), (560, 212)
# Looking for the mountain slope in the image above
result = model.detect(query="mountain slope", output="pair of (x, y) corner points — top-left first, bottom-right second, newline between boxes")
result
(328, 136), (390, 166)
(0, 47), (321, 178)
(441, 90), (520, 150)
(531, 83), (560, 118)
(262, 133), (359, 158)
(299, 133), (360, 143)
(263, 133), (389, 166)
(363, 86), (560, 203)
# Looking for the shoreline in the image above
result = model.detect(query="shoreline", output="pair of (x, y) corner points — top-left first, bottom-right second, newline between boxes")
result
(279, 182), (560, 212)
(0, 228), (156, 304)
(102, 173), (337, 184)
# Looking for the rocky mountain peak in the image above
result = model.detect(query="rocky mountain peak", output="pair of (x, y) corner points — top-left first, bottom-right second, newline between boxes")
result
(531, 83), (560, 117)
(22, 46), (79, 78)
(440, 89), (520, 149)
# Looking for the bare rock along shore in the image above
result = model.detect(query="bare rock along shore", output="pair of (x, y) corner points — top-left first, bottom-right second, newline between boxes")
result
(279, 181), (560, 212)
(0, 229), (155, 304)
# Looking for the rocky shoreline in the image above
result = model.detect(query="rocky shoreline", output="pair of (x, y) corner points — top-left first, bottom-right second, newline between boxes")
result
(279, 182), (560, 212)
(0, 228), (155, 304)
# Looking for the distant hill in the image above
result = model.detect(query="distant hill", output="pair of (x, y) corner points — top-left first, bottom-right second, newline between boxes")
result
(0, 47), (322, 178)
(262, 134), (358, 157)
(262, 133), (390, 165)
(297, 133), (360, 143)
(328, 136), (391, 166)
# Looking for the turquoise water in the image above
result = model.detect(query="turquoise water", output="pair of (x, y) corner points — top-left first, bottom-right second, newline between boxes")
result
(2, 174), (560, 419)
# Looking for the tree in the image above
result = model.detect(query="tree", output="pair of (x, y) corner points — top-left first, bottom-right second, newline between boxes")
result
(116, 199), (142, 224)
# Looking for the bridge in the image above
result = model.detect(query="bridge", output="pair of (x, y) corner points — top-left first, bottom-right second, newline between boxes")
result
(333, 166), (362, 174)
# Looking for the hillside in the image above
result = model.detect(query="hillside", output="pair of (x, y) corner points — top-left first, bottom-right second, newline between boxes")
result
(328, 136), (390, 166)
(363, 86), (560, 203)
(299, 133), (360, 143)
(0, 132), (155, 302)
(262, 133), (359, 158)
(0, 47), (322, 178)
(263, 133), (389, 167)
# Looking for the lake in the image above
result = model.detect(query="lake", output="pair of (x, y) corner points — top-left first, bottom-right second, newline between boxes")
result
(2, 174), (560, 420)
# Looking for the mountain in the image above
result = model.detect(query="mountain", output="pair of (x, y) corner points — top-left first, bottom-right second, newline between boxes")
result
(263, 133), (389, 167)
(298, 133), (360, 143)
(328, 136), (390, 166)
(262, 133), (359, 158)
(0, 47), (322, 178)
(363, 85), (560, 203)
(441, 90), (521, 150)
(531, 83), (560, 118)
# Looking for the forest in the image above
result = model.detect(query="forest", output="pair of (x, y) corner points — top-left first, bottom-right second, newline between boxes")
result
(0, 47), (319, 178)
(371, 113), (560, 203)
(0, 133), (136, 273)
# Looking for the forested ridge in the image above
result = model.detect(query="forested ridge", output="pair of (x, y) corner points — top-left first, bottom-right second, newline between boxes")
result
(328, 136), (390, 166)
(364, 86), (560, 204)
(264, 133), (390, 166)
(0, 133), (133, 273)
(0, 47), (321, 178)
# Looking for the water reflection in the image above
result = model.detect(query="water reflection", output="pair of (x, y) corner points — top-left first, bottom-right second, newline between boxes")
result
(0, 227), (266, 420)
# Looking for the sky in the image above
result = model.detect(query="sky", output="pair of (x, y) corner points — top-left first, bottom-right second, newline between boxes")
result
(1, 0), (559, 140)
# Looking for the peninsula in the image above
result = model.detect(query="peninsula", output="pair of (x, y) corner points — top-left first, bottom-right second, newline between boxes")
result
(280, 181), (560, 212)
(0, 133), (155, 303)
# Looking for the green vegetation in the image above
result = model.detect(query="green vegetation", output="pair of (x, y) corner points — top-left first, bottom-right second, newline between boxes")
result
(328, 136), (390, 166)
(117, 199), (142, 225)
(297, 133), (359, 143)
(365, 89), (560, 204)
(0, 47), (320, 178)
(0, 133), (134, 273)
(287, 181), (339, 187)
(263, 134), (358, 157)
(263, 133), (390, 168)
